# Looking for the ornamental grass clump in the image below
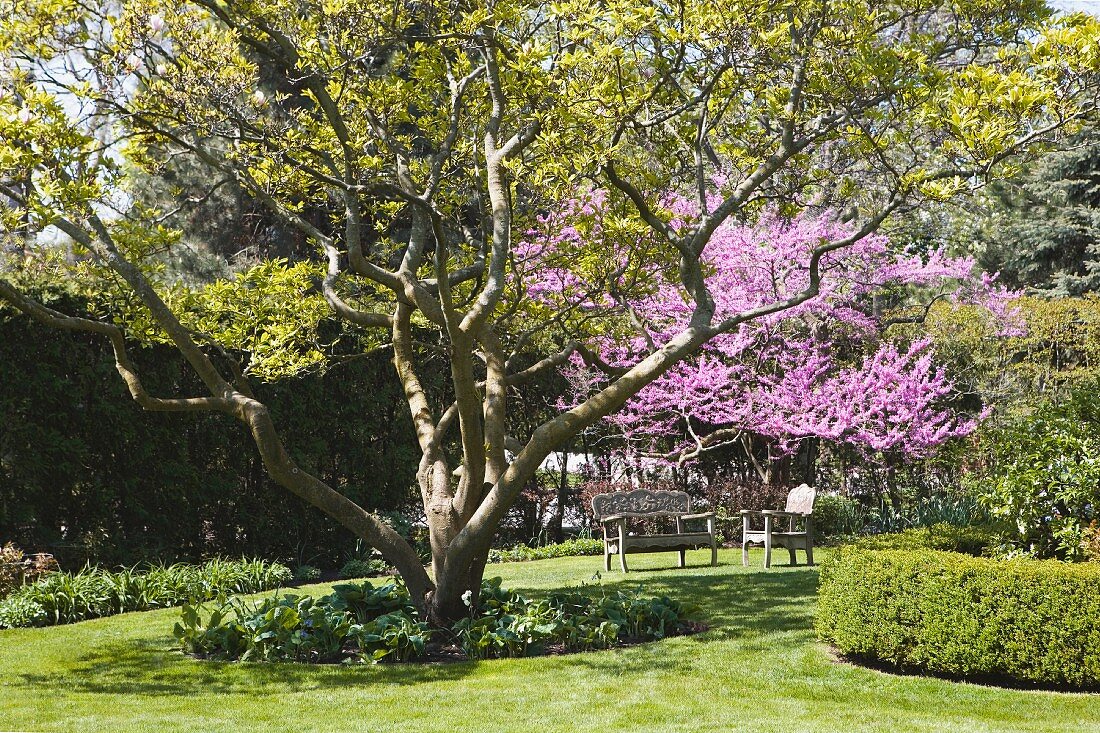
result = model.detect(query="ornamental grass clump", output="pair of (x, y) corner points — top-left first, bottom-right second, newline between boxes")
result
(0, 558), (291, 628)
(817, 548), (1100, 689)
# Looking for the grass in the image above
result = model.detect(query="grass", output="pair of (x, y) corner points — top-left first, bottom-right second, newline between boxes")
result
(2, 548), (1098, 733)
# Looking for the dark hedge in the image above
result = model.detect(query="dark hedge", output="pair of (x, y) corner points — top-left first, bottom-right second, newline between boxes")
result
(0, 291), (424, 568)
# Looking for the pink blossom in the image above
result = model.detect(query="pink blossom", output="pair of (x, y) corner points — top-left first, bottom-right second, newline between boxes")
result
(521, 193), (1016, 463)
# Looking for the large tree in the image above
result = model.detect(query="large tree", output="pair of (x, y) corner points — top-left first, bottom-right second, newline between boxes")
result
(0, 0), (1097, 622)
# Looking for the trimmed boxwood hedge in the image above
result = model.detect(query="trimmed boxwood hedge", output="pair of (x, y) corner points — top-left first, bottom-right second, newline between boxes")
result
(817, 549), (1100, 689)
(848, 523), (998, 556)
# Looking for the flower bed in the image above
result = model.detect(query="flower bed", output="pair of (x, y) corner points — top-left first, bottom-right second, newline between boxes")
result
(174, 576), (703, 664)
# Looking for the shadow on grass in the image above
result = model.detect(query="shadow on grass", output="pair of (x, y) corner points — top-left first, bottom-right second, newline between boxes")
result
(16, 563), (819, 696)
(17, 637), (479, 697)
(568, 562), (819, 633)
(512, 562), (820, 677)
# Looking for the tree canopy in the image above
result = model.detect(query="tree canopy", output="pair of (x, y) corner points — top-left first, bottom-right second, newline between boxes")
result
(1, 0), (1099, 621)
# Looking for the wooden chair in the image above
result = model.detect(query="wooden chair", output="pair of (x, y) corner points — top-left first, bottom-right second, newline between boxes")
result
(591, 489), (717, 572)
(740, 483), (816, 568)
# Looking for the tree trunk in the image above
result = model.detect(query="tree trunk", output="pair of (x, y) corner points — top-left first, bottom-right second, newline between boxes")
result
(884, 455), (902, 510)
(548, 449), (568, 543)
(799, 438), (819, 486)
(763, 448), (790, 487)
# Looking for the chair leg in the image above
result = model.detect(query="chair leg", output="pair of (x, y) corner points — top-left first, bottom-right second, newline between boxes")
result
(678, 549), (686, 568)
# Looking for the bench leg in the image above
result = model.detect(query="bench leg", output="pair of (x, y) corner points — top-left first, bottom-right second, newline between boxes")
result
(711, 541), (718, 567)
(788, 547), (797, 566)
(764, 515), (773, 569)
(806, 543), (814, 567)
(619, 550), (629, 573)
(678, 549), (686, 568)
(604, 547), (611, 572)
(742, 539), (749, 566)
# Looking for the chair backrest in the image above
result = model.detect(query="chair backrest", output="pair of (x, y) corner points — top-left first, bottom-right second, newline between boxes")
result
(784, 484), (817, 515)
(591, 489), (691, 519)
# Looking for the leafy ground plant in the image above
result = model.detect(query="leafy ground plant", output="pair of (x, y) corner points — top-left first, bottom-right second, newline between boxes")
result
(174, 576), (701, 664)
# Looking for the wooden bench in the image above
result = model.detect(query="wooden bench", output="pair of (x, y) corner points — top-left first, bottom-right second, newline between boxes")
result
(592, 489), (717, 572)
(741, 483), (817, 568)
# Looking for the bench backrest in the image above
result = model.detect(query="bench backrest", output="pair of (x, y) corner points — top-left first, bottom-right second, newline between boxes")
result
(784, 483), (817, 515)
(591, 489), (691, 519)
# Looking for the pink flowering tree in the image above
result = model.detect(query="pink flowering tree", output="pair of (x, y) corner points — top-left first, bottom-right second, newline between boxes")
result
(522, 201), (1016, 484)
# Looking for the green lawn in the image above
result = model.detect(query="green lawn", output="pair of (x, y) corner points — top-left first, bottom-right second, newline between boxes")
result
(2, 548), (1097, 732)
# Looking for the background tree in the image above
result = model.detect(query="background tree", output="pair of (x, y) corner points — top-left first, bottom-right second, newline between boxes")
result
(976, 124), (1100, 295)
(1, 0), (1098, 623)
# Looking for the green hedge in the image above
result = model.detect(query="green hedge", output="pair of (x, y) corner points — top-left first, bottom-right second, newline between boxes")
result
(817, 549), (1100, 689)
(848, 523), (998, 556)
(487, 538), (604, 564)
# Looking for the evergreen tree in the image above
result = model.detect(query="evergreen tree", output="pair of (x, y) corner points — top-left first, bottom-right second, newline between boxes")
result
(978, 126), (1100, 295)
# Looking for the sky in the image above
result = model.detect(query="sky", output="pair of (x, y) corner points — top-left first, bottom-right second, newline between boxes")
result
(1052, 0), (1100, 11)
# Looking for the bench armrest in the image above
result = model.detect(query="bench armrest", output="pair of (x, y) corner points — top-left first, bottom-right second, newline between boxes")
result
(680, 512), (714, 520)
(760, 510), (810, 517)
(739, 509), (763, 516)
(599, 514), (626, 524)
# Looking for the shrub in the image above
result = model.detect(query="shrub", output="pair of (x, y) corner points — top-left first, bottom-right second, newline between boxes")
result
(337, 558), (388, 579)
(0, 543), (58, 599)
(0, 543), (27, 599)
(0, 558), (290, 628)
(817, 549), (1100, 688)
(849, 523), (999, 556)
(487, 538), (604, 564)
(293, 565), (322, 582)
(811, 495), (864, 537)
(1084, 521), (1100, 562)
(700, 479), (793, 544)
(977, 389), (1100, 559)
